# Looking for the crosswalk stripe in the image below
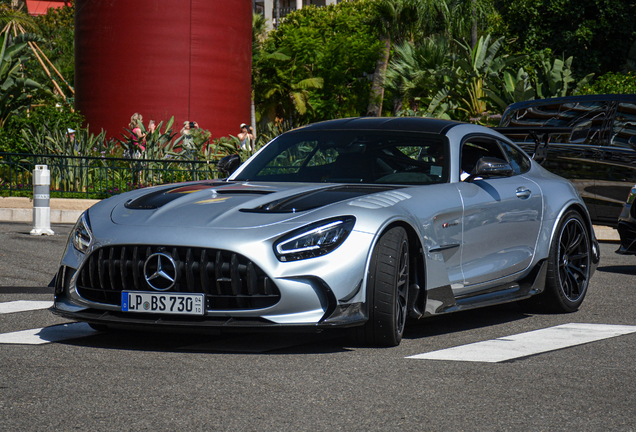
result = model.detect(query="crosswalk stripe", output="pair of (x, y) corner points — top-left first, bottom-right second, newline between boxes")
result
(406, 323), (636, 363)
(0, 322), (98, 345)
(0, 300), (54, 314)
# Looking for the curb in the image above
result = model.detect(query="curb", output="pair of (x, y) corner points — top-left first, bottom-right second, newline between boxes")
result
(0, 197), (99, 224)
(0, 208), (85, 224)
(592, 225), (620, 242)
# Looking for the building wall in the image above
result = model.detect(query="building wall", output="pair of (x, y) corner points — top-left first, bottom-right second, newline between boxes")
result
(25, 0), (69, 16)
(257, 0), (339, 29)
(75, 0), (252, 140)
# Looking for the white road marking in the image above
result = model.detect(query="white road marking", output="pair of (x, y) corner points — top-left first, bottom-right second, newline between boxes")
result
(0, 300), (53, 314)
(407, 323), (636, 363)
(0, 322), (98, 345)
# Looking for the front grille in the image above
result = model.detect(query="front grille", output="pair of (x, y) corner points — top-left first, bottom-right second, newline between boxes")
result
(75, 245), (280, 310)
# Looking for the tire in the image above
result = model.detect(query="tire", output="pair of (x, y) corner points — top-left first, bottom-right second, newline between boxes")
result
(541, 210), (591, 312)
(353, 227), (409, 347)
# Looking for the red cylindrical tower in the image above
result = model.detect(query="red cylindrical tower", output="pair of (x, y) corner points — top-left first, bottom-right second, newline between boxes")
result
(75, 0), (252, 140)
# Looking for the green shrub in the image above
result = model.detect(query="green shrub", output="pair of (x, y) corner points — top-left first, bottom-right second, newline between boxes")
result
(0, 100), (83, 153)
(577, 72), (636, 95)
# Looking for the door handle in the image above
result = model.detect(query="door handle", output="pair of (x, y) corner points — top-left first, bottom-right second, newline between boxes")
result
(516, 187), (531, 199)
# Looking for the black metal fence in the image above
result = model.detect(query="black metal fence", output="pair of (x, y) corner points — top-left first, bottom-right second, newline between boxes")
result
(274, 6), (296, 19)
(0, 153), (222, 199)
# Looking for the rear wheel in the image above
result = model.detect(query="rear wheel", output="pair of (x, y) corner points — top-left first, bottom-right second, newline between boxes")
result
(353, 227), (409, 347)
(540, 210), (591, 312)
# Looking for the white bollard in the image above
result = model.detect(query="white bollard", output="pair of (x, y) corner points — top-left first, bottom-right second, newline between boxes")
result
(30, 165), (54, 236)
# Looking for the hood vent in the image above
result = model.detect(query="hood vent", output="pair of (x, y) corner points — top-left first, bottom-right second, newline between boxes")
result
(241, 185), (403, 213)
(125, 182), (273, 210)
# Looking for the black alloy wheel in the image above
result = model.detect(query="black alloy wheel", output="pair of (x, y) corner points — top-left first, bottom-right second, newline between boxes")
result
(545, 210), (591, 312)
(352, 226), (409, 347)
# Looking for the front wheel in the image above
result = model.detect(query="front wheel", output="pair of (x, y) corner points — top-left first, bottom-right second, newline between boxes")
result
(352, 227), (409, 347)
(543, 210), (591, 312)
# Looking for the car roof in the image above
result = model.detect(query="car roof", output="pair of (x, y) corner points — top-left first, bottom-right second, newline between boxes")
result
(290, 117), (465, 135)
(503, 94), (636, 113)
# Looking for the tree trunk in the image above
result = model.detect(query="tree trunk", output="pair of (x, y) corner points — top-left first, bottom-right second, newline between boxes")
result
(366, 36), (391, 117)
(250, 97), (257, 151)
(392, 95), (402, 116)
(471, 0), (478, 49)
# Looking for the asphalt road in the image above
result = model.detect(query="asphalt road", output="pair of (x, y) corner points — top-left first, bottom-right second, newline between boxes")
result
(1, 222), (635, 431)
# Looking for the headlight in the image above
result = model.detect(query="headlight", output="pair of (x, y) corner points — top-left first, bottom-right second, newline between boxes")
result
(274, 216), (356, 262)
(72, 211), (93, 253)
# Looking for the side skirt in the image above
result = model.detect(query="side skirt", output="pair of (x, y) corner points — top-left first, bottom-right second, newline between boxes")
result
(422, 260), (547, 316)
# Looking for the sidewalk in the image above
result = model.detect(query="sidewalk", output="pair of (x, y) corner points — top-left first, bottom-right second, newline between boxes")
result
(0, 196), (100, 224)
(0, 196), (622, 241)
(592, 225), (620, 242)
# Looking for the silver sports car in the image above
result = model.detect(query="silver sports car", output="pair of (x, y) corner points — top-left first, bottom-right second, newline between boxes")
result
(53, 118), (600, 346)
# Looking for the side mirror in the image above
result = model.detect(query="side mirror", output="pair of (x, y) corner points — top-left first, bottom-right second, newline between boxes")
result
(468, 157), (514, 181)
(217, 153), (242, 177)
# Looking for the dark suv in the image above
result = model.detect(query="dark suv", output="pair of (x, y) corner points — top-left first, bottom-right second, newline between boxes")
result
(496, 94), (636, 254)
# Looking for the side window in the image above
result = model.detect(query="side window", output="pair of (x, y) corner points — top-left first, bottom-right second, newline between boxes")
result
(461, 138), (507, 177)
(611, 102), (636, 148)
(498, 140), (531, 174)
(560, 101), (611, 145)
(501, 100), (612, 145)
(306, 147), (338, 167)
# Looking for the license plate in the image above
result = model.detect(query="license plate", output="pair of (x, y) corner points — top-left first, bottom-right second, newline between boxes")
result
(121, 292), (205, 316)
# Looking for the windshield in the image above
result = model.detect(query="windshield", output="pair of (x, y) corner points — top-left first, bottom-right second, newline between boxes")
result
(232, 130), (448, 185)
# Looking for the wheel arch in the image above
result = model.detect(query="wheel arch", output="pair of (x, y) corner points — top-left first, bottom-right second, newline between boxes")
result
(548, 202), (600, 268)
(374, 220), (427, 318)
(550, 202), (595, 249)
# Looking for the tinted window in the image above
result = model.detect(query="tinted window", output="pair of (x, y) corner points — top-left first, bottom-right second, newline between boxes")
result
(501, 100), (612, 145)
(233, 130), (449, 185)
(461, 138), (507, 176)
(498, 141), (531, 174)
(611, 102), (636, 148)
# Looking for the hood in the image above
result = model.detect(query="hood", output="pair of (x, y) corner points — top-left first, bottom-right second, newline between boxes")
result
(110, 181), (403, 228)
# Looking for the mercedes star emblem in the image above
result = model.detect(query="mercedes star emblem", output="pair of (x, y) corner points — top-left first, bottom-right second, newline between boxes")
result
(143, 252), (177, 291)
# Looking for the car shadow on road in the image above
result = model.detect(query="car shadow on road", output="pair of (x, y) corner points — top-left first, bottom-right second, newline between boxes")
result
(596, 265), (636, 275)
(54, 302), (533, 353)
(59, 326), (354, 355)
(403, 302), (532, 340)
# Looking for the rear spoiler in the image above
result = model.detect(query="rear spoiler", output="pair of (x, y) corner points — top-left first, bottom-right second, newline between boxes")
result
(492, 126), (573, 163)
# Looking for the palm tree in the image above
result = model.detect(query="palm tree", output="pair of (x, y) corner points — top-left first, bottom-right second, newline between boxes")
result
(385, 35), (452, 113)
(251, 13), (270, 136)
(0, 32), (52, 130)
(366, 0), (481, 117)
(366, 0), (395, 117)
(433, 0), (494, 48)
(425, 35), (524, 122)
(263, 74), (324, 121)
(0, 1), (73, 100)
(367, 0), (438, 117)
(0, 3), (39, 36)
